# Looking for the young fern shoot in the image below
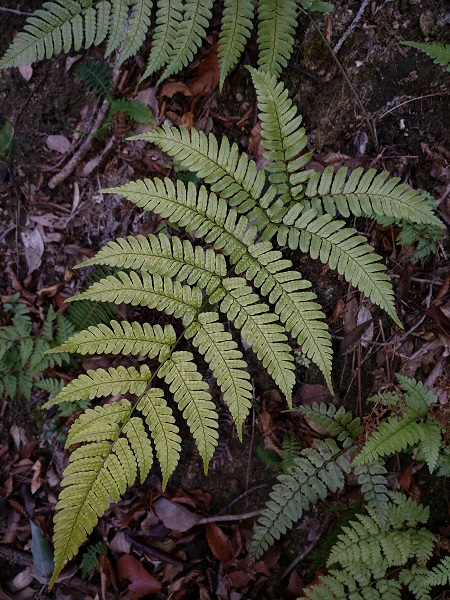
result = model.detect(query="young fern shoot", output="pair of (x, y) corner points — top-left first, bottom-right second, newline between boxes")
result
(41, 71), (442, 585)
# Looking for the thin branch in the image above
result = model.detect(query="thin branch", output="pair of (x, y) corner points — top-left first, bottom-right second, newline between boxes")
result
(197, 510), (261, 525)
(0, 7), (34, 16)
(333, 0), (371, 54)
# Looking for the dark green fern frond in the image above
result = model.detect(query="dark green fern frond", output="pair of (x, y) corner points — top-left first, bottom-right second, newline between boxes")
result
(250, 439), (350, 558)
(354, 463), (389, 530)
(402, 41), (450, 72)
(353, 375), (442, 468)
(326, 492), (434, 568)
(141, 0), (183, 79)
(257, 0), (297, 76)
(281, 433), (301, 473)
(119, 0), (152, 64)
(108, 98), (155, 124)
(305, 166), (444, 227)
(81, 542), (106, 579)
(159, 350), (219, 471)
(162, 0), (214, 80)
(294, 402), (363, 448)
(186, 311), (253, 435)
(78, 58), (113, 99)
(218, 0), (254, 88)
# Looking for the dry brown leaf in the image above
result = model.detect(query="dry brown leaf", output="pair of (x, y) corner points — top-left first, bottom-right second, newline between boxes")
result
(30, 460), (43, 494)
(189, 45), (219, 97)
(46, 135), (71, 154)
(160, 82), (193, 98)
(153, 497), (200, 532)
(116, 555), (162, 596)
(205, 523), (233, 566)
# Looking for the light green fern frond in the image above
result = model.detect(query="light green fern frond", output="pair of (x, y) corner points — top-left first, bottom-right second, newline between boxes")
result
(249, 68), (312, 205)
(42, 364), (152, 407)
(402, 41), (450, 72)
(397, 374), (439, 408)
(250, 439), (350, 558)
(354, 463), (389, 530)
(162, 0), (214, 80)
(186, 311), (252, 435)
(77, 233), (226, 295)
(305, 166), (444, 226)
(48, 321), (176, 361)
(294, 402), (363, 447)
(131, 126), (276, 211)
(141, 0), (182, 78)
(50, 399), (148, 586)
(218, 0), (254, 88)
(257, 0), (297, 76)
(282, 209), (401, 325)
(68, 271), (202, 325)
(118, 0), (152, 64)
(214, 278), (296, 399)
(105, 0), (131, 56)
(137, 388), (181, 487)
(159, 351), (218, 470)
(105, 178), (332, 388)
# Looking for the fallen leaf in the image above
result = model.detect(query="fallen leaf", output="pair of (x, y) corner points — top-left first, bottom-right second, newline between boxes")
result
(116, 554), (162, 595)
(30, 520), (54, 583)
(21, 227), (44, 274)
(205, 523), (233, 566)
(160, 82), (193, 98)
(46, 135), (71, 154)
(294, 384), (331, 406)
(8, 568), (34, 592)
(18, 64), (33, 81)
(189, 45), (220, 97)
(340, 319), (373, 355)
(153, 497), (200, 532)
(399, 462), (413, 493)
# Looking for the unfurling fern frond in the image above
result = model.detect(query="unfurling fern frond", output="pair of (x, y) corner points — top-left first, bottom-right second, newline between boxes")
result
(401, 41), (450, 72)
(294, 401), (363, 447)
(250, 439), (350, 558)
(218, 0), (254, 88)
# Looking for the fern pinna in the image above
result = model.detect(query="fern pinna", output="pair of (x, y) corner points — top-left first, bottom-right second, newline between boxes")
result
(0, 0), (333, 87)
(42, 71), (442, 584)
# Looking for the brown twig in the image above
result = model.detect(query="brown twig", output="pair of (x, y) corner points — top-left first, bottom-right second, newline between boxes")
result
(48, 98), (110, 189)
(0, 7), (34, 16)
(280, 514), (334, 580)
(197, 510), (262, 525)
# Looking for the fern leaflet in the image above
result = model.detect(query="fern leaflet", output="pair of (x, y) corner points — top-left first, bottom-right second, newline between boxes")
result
(402, 41), (450, 72)
(257, 0), (297, 76)
(119, 0), (153, 65)
(218, 0), (254, 88)
(141, 0), (183, 78)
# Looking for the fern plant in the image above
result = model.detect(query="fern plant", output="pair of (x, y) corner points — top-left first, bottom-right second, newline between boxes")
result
(78, 58), (154, 135)
(302, 492), (450, 600)
(0, 295), (74, 401)
(401, 40), (450, 72)
(252, 375), (448, 560)
(0, 0), (333, 87)
(37, 70), (444, 584)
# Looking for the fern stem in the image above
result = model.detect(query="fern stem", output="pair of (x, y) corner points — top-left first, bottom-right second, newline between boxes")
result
(302, 9), (378, 150)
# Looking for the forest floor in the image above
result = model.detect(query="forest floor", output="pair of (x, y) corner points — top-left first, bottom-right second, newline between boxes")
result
(0, 0), (450, 598)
